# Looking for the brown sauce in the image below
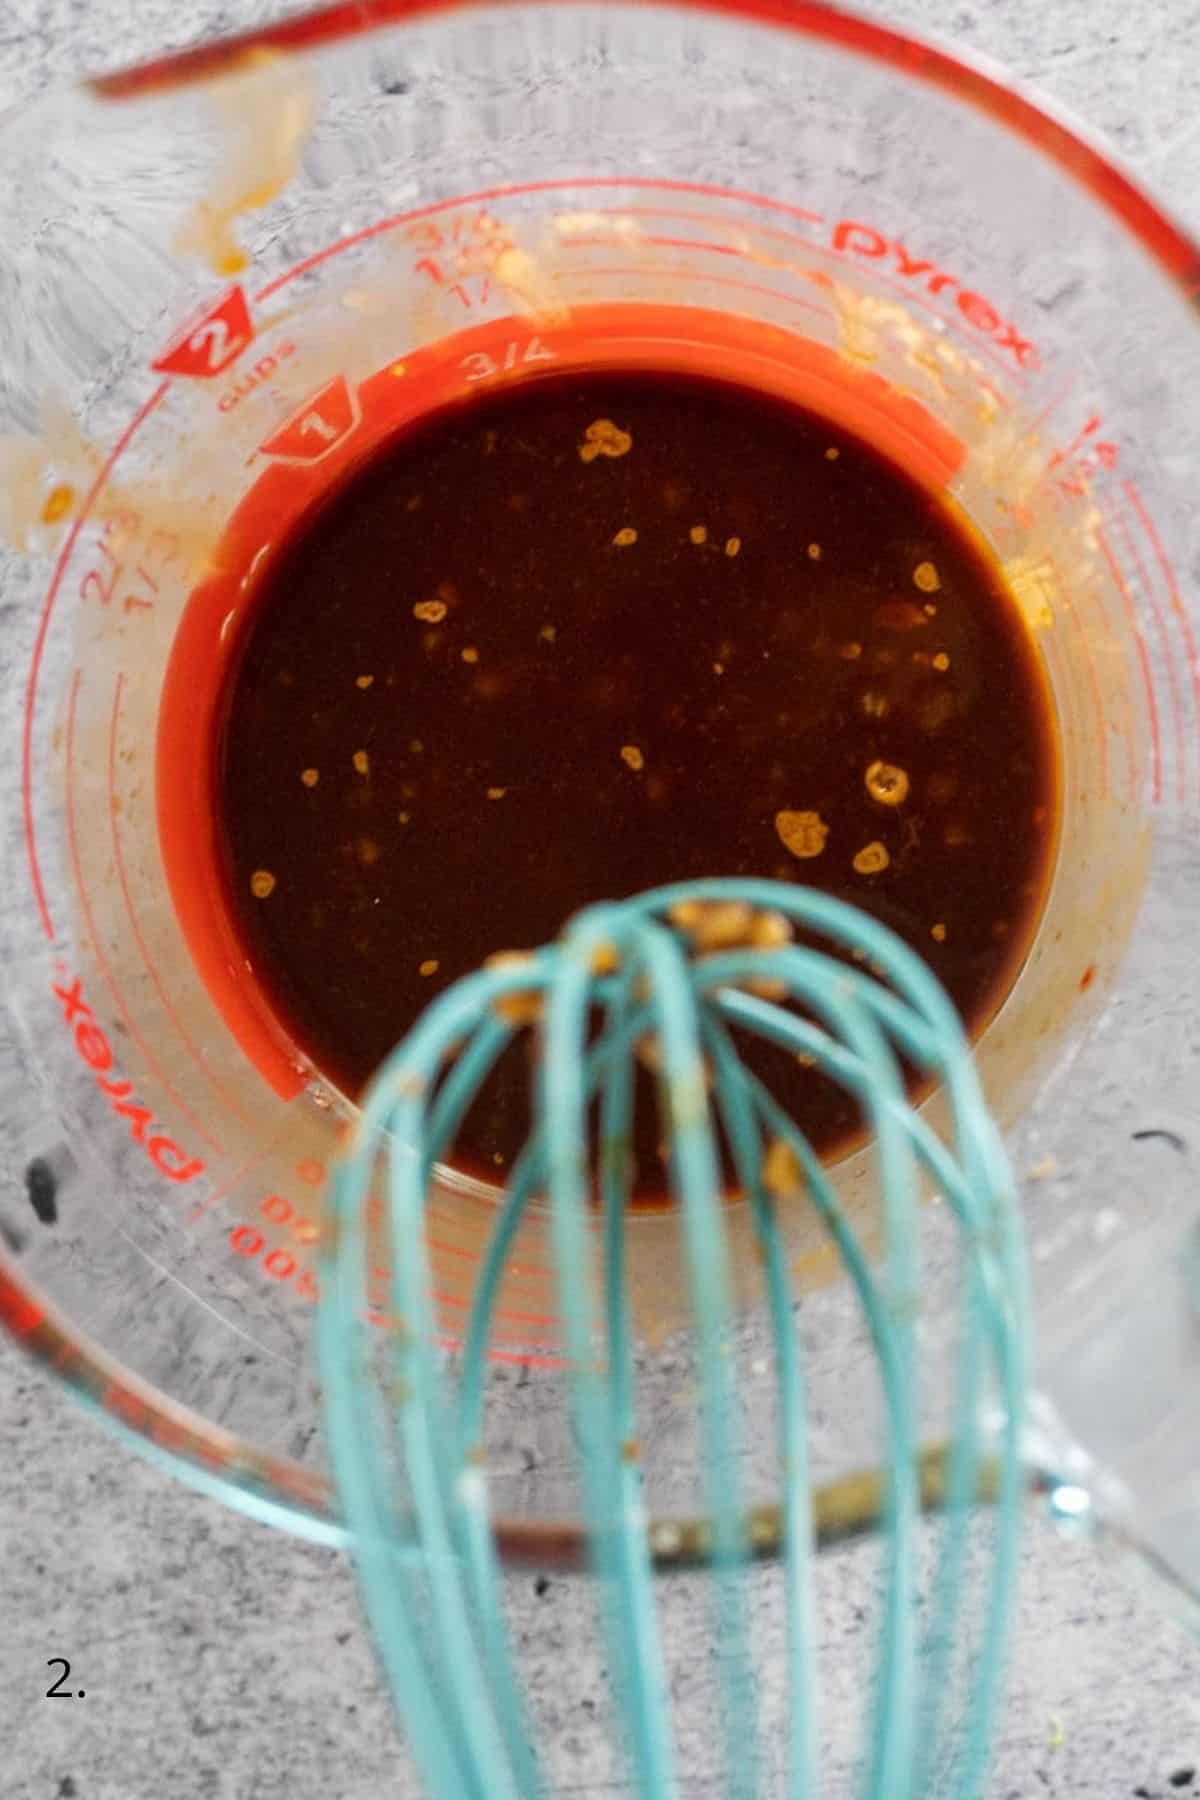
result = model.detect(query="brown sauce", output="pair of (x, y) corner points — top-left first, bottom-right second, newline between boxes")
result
(215, 369), (1058, 1194)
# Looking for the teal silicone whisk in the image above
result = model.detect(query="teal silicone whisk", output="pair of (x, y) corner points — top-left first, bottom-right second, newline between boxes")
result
(317, 877), (1031, 1799)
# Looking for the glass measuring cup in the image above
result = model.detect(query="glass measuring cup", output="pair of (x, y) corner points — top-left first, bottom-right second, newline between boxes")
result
(0, 0), (1198, 1621)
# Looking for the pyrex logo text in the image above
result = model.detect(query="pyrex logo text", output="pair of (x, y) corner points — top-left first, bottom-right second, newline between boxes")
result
(832, 222), (1038, 370)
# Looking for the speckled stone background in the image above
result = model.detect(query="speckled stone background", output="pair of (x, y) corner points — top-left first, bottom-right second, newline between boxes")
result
(3, 1), (1200, 1796)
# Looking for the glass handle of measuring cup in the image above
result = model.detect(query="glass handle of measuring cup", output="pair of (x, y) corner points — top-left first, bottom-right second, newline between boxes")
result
(1028, 1124), (1200, 1635)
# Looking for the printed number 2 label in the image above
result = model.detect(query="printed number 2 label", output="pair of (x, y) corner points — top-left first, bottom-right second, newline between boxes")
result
(152, 287), (253, 379)
(461, 338), (557, 384)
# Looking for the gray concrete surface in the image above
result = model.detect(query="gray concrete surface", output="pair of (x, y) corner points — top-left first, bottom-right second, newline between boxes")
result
(3, 0), (1200, 1796)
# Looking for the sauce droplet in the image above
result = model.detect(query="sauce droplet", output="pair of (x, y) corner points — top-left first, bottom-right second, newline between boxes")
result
(775, 809), (829, 859)
(853, 841), (890, 875)
(865, 760), (910, 807)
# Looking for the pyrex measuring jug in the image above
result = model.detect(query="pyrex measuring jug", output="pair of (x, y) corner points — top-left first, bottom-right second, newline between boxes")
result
(0, 0), (1198, 1619)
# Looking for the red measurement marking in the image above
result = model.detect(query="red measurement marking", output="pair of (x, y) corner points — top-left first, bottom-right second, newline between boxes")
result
(79, 562), (116, 609)
(1027, 374), (1078, 444)
(404, 210), (512, 257)
(64, 669), (222, 1155)
(78, 544), (158, 617)
(560, 231), (792, 267)
(108, 674), (258, 1128)
(259, 374), (360, 464)
(460, 336), (558, 384)
(1036, 408), (1120, 504)
(187, 1146), (271, 1227)
(261, 1185), (556, 1310)
(572, 205), (1021, 417)
(1090, 560), (1138, 798)
(605, 234), (1018, 420)
(413, 255), (492, 310)
(151, 286), (253, 379)
(1096, 526), (1162, 805)
(1105, 498), (1184, 809)
(1124, 479), (1200, 811)
(1047, 413), (1101, 472)
(232, 1218), (566, 1360)
(1048, 550), (1110, 799)
(631, 233), (743, 258)
(419, 1227), (548, 1286)
(22, 383), (169, 940)
(1075, 528), (1138, 794)
(578, 202), (825, 252)
(251, 177), (825, 306)
(429, 1288), (559, 1329)
(560, 260), (830, 322)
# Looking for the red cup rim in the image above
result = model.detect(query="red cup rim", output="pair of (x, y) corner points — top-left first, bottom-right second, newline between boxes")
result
(90, 0), (1200, 316)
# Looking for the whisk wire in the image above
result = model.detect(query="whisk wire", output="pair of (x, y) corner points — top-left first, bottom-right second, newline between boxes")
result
(320, 1145), (480, 1797)
(719, 976), (1028, 1796)
(636, 918), (760, 1800)
(369, 972), (546, 1798)
(706, 957), (923, 1800)
(702, 1015), (818, 1799)
(318, 878), (1032, 1800)
(599, 960), (678, 1800)
(545, 920), (681, 1798)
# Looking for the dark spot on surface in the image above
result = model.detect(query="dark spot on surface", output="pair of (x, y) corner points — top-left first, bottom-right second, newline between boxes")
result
(1079, 963), (1097, 990)
(57, 1781), (77, 1799)
(381, 78), (409, 95)
(1134, 1788), (1153, 1798)
(24, 1157), (58, 1225)
(1132, 1128), (1187, 1152)
(534, 1574), (551, 1597)
(1170, 1772), (1195, 1790)
(335, 1631), (352, 1645)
